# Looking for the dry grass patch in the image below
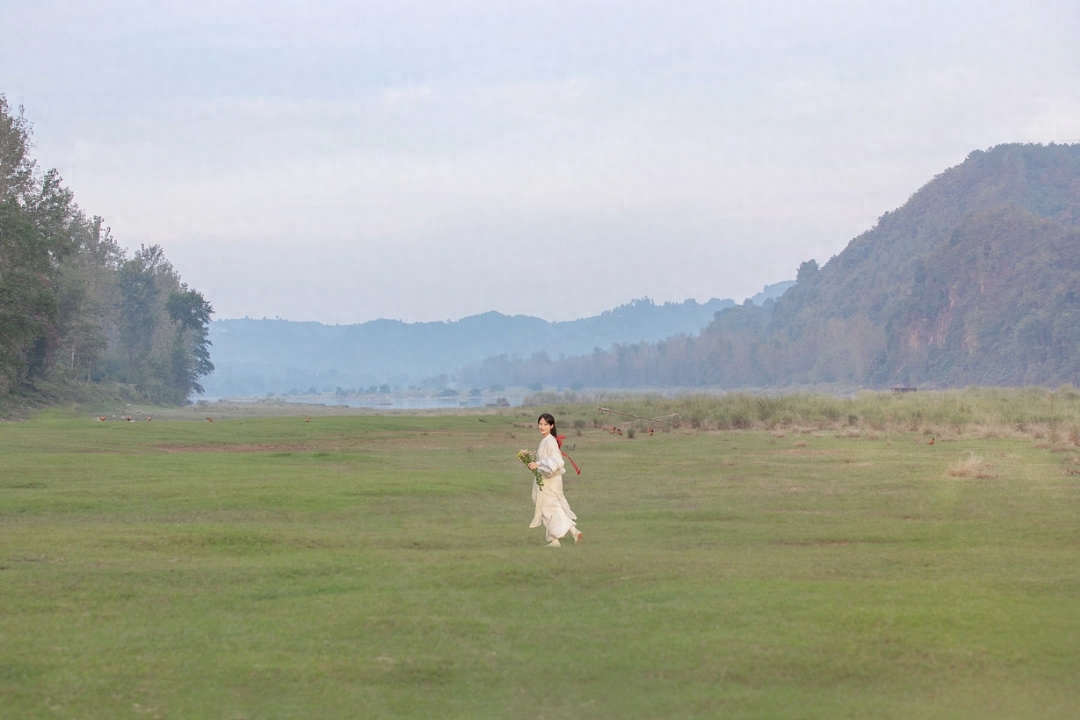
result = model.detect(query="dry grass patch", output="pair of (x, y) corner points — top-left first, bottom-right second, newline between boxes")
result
(947, 452), (999, 479)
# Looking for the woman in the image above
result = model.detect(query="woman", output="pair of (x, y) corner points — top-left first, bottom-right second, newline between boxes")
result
(527, 413), (583, 548)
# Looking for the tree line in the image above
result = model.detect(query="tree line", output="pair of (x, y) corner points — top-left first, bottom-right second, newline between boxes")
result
(0, 96), (212, 408)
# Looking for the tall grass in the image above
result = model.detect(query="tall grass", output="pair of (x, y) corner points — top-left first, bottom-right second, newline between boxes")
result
(530, 386), (1080, 441)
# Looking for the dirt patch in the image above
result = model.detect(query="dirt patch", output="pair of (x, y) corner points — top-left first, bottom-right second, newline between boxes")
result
(775, 539), (853, 547)
(156, 443), (329, 453)
(786, 449), (834, 456)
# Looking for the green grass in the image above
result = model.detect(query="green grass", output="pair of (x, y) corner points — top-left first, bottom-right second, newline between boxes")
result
(1, 406), (1079, 718)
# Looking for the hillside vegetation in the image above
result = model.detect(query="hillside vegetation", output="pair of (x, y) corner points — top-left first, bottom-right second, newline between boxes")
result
(474, 143), (1080, 389)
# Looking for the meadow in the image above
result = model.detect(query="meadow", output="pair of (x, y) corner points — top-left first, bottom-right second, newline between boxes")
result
(2, 390), (1079, 719)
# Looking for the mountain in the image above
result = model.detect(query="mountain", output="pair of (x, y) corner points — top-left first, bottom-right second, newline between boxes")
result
(202, 295), (756, 396)
(210, 142), (1080, 395)
(769, 142), (1080, 387)
(882, 205), (1080, 385)
(466, 143), (1080, 390)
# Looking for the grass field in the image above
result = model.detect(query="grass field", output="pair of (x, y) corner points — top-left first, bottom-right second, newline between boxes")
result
(2, 400), (1079, 719)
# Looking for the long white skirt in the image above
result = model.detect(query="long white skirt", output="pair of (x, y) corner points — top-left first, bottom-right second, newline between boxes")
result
(529, 473), (577, 541)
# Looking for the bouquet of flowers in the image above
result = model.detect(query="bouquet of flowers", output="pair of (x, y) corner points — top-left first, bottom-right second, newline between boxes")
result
(516, 449), (544, 488)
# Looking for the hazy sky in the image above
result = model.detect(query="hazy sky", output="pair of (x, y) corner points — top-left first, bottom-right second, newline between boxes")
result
(3, 0), (1078, 324)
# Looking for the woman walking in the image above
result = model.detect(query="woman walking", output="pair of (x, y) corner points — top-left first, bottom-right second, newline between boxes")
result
(527, 413), (583, 548)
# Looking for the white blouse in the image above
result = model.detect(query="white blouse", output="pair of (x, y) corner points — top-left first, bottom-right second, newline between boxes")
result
(535, 434), (565, 479)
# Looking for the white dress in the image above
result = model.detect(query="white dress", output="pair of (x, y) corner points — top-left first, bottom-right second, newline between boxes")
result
(529, 434), (577, 541)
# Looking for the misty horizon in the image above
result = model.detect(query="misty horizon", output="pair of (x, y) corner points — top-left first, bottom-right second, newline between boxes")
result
(4, 1), (1077, 325)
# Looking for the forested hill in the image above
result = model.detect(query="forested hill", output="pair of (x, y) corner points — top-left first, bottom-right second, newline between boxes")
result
(203, 290), (790, 396)
(761, 142), (1080, 387)
(0, 97), (213, 412)
(467, 143), (1080, 389)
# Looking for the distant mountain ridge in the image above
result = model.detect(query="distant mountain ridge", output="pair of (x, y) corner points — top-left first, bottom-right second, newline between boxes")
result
(203, 285), (792, 396)
(465, 142), (1080, 390)
(207, 143), (1080, 395)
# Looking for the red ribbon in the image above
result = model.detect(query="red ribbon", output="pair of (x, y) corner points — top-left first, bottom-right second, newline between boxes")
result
(555, 435), (582, 475)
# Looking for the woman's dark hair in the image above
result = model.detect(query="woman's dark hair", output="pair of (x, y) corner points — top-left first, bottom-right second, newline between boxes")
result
(537, 413), (558, 441)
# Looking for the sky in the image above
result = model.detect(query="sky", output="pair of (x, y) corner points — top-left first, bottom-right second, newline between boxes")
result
(3, 0), (1078, 324)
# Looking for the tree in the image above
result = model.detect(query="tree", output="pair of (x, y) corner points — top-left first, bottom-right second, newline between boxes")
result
(114, 248), (162, 374)
(1, 96), (92, 387)
(0, 96), (36, 201)
(51, 217), (121, 381)
(796, 259), (819, 283)
(166, 287), (214, 397)
(0, 199), (57, 389)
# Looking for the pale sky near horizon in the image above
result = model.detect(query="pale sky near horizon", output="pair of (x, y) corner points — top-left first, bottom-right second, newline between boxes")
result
(3, 0), (1078, 324)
